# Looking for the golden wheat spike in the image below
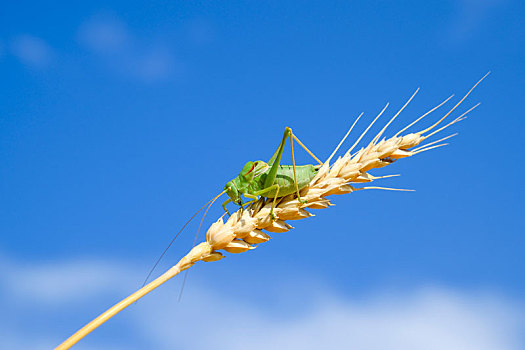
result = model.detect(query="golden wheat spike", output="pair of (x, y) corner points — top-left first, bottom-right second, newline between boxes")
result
(55, 76), (487, 350)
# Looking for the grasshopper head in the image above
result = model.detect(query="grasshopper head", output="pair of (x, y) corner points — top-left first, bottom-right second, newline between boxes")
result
(224, 180), (241, 204)
(225, 161), (268, 206)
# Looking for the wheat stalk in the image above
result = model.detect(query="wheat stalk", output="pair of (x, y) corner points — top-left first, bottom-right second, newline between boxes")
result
(55, 73), (488, 350)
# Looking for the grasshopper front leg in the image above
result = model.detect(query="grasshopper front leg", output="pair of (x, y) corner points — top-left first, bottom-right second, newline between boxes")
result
(221, 198), (232, 216)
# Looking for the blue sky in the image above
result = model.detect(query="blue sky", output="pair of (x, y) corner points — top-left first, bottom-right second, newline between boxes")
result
(1, 1), (524, 349)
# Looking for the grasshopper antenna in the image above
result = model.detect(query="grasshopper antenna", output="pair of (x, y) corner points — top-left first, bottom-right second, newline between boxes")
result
(141, 190), (226, 288)
(178, 190), (225, 301)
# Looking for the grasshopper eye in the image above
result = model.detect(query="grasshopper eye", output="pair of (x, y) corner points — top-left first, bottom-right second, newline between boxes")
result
(241, 161), (257, 181)
(241, 161), (254, 176)
(244, 164), (256, 175)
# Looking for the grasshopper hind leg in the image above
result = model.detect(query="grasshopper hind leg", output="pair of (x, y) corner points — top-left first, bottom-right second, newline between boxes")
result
(265, 127), (322, 218)
(288, 127), (321, 204)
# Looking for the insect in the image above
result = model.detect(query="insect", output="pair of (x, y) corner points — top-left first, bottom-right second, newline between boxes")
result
(142, 126), (323, 289)
(222, 127), (323, 218)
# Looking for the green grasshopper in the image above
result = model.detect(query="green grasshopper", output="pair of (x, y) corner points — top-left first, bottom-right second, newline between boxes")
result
(143, 127), (323, 288)
(222, 127), (323, 218)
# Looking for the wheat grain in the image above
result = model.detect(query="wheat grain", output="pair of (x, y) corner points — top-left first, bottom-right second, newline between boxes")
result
(54, 73), (489, 350)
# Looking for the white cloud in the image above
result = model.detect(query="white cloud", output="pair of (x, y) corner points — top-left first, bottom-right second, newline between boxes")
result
(1, 254), (523, 350)
(447, 0), (506, 43)
(1, 258), (134, 305)
(77, 15), (177, 82)
(78, 15), (130, 54)
(10, 35), (54, 68)
(126, 48), (176, 82)
(139, 283), (524, 350)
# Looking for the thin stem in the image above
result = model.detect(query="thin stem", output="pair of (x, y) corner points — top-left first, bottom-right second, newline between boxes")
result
(55, 243), (211, 350)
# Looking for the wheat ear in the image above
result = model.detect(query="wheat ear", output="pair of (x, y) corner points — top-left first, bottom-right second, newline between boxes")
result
(55, 73), (488, 350)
